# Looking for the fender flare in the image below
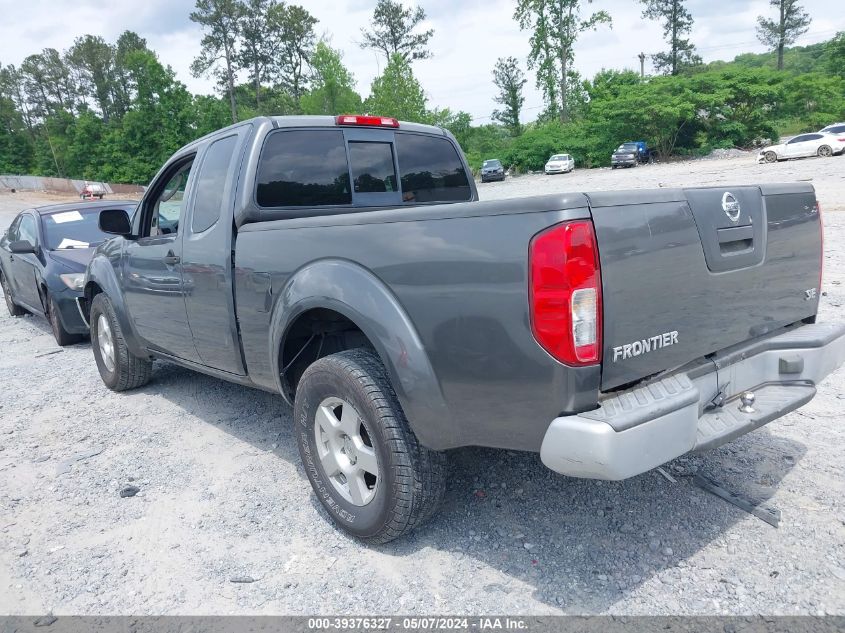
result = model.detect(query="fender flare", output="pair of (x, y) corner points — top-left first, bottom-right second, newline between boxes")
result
(85, 254), (148, 358)
(269, 258), (458, 450)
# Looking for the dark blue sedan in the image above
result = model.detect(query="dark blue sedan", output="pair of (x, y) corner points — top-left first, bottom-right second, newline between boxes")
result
(0, 200), (137, 345)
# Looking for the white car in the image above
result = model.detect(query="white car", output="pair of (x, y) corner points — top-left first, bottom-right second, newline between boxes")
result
(544, 153), (575, 174)
(819, 122), (845, 135)
(758, 132), (845, 164)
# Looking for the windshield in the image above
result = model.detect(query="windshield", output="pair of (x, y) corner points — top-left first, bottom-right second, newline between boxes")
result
(482, 160), (501, 167)
(550, 154), (569, 161)
(618, 144), (638, 152)
(42, 208), (115, 250)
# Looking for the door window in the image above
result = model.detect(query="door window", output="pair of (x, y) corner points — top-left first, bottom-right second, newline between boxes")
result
(149, 159), (194, 236)
(256, 130), (351, 207)
(395, 133), (471, 203)
(192, 136), (238, 233)
(18, 215), (38, 246)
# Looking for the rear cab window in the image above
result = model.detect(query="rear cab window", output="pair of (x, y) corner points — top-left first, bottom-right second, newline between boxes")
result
(255, 126), (471, 209)
(256, 130), (351, 207)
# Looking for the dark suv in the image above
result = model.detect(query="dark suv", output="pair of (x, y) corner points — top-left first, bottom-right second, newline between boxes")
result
(480, 159), (505, 182)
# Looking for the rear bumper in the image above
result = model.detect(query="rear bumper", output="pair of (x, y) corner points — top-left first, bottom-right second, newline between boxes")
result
(540, 322), (845, 480)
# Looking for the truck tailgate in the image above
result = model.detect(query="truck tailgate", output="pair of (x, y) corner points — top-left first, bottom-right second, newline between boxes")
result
(590, 184), (822, 391)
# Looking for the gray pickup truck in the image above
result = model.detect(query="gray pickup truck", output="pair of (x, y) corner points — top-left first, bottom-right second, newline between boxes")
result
(83, 115), (845, 543)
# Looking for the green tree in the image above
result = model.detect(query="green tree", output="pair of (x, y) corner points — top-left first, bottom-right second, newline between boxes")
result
(491, 56), (526, 136)
(274, 4), (318, 106)
(825, 32), (845, 79)
(756, 0), (811, 71)
(20, 49), (78, 118)
(0, 64), (35, 173)
(515, 0), (611, 123)
(427, 108), (472, 148)
(360, 0), (434, 63)
(112, 31), (151, 117)
(365, 53), (427, 122)
(687, 68), (783, 148)
(190, 0), (244, 124)
(237, 0), (281, 109)
(640, 0), (701, 75)
(300, 42), (362, 115)
(105, 51), (196, 183)
(66, 35), (116, 122)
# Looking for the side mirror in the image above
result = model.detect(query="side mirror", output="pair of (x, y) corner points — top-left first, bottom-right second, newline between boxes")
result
(99, 209), (132, 236)
(9, 240), (36, 254)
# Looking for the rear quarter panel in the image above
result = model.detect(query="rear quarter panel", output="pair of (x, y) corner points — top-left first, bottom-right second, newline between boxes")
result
(235, 197), (601, 451)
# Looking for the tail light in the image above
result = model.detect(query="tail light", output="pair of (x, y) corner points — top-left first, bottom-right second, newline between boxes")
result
(336, 115), (399, 128)
(529, 220), (602, 365)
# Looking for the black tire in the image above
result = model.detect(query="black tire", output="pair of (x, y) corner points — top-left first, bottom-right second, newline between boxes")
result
(90, 293), (152, 391)
(818, 145), (832, 158)
(295, 348), (447, 544)
(1, 273), (26, 317)
(48, 296), (82, 346)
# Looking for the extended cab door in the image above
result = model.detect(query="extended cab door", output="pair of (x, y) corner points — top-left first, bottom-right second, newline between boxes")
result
(181, 127), (250, 375)
(124, 155), (201, 363)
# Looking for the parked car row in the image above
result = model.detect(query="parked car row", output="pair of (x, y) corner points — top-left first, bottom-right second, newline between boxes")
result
(478, 152), (578, 182)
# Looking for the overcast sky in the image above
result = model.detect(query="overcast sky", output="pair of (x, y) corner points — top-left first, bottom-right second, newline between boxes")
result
(1, 0), (843, 122)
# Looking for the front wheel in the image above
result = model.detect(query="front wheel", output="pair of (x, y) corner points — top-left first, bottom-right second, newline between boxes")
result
(764, 151), (777, 163)
(48, 296), (82, 346)
(90, 293), (152, 391)
(295, 348), (447, 544)
(818, 145), (833, 158)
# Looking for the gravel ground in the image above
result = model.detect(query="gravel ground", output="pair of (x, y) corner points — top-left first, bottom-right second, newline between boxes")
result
(0, 154), (844, 615)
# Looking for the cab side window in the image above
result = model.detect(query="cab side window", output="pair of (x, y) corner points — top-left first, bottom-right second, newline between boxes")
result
(149, 159), (194, 236)
(192, 136), (238, 233)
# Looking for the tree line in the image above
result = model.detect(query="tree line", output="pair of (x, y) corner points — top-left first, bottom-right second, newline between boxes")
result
(0, 0), (842, 183)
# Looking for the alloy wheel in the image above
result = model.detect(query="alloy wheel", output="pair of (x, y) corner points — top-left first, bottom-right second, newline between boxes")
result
(96, 313), (116, 373)
(314, 397), (379, 506)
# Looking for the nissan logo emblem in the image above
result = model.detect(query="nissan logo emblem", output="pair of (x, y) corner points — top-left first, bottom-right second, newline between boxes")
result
(722, 192), (741, 222)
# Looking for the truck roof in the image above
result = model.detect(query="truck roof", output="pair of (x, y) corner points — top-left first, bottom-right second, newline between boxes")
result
(186, 115), (449, 151)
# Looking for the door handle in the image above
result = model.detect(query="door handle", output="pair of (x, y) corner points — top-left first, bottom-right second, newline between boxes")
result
(163, 253), (180, 266)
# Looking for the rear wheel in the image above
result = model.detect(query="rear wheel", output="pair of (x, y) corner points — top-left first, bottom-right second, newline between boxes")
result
(295, 348), (446, 544)
(90, 293), (152, 391)
(818, 145), (833, 158)
(48, 296), (82, 346)
(1, 273), (26, 317)
(764, 151), (777, 163)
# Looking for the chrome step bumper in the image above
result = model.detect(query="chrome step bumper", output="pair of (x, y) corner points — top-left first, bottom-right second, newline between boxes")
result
(540, 322), (845, 480)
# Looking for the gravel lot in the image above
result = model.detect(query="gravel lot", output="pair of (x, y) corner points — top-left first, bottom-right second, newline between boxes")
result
(1, 154), (844, 616)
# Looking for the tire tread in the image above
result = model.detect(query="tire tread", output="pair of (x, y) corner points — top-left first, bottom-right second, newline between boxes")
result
(90, 294), (152, 391)
(298, 348), (446, 544)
